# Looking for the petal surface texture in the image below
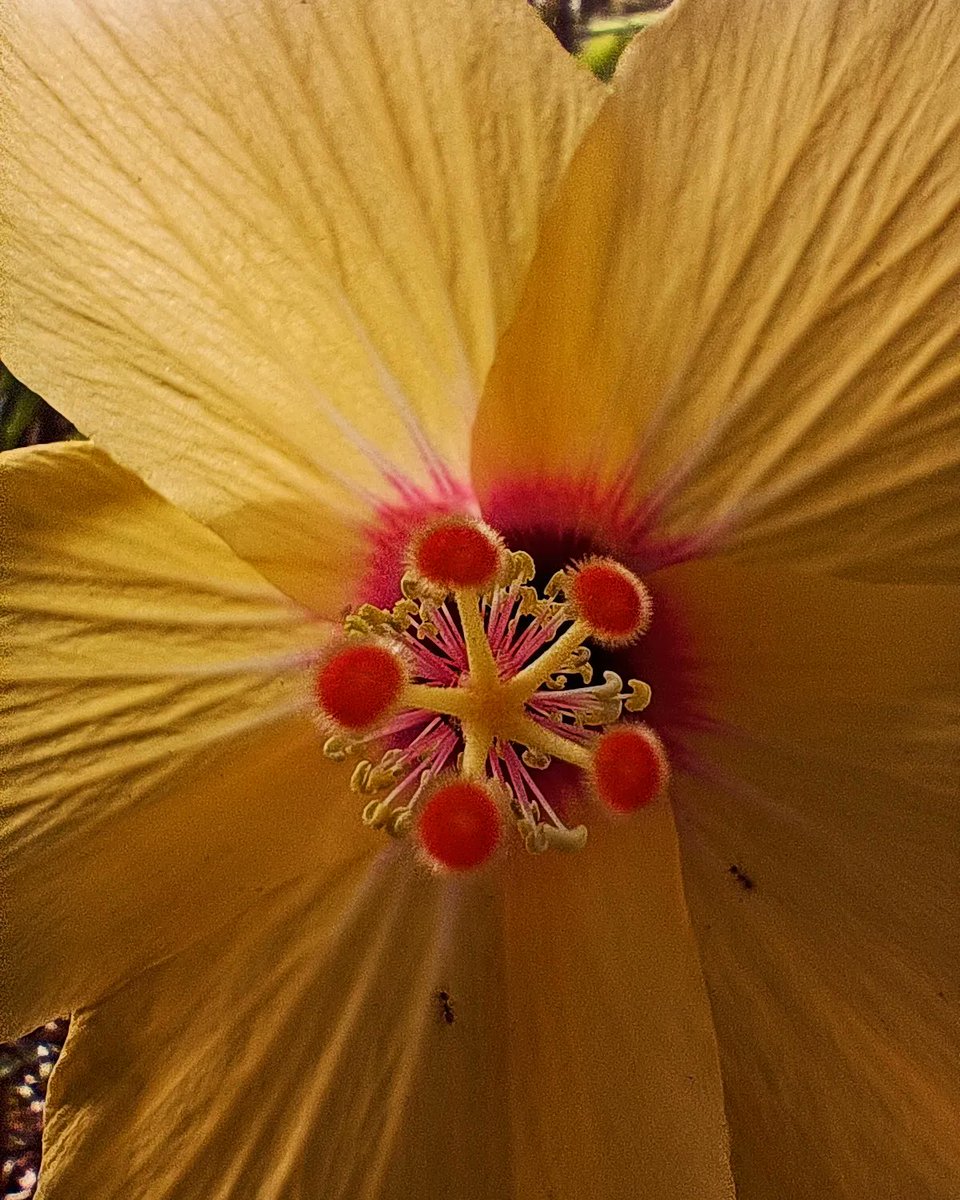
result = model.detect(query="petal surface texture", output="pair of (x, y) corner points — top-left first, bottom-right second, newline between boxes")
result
(473, 0), (960, 583)
(502, 810), (734, 1199)
(0, 443), (369, 1036)
(36, 836), (734, 1199)
(2, 0), (602, 610)
(654, 558), (960, 1198)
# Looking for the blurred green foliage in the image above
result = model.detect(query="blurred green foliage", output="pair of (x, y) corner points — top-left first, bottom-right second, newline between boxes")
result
(579, 9), (665, 78)
(579, 28), (636, 80)
(0, 363), (79, 451)
(1, 364), (42, 451)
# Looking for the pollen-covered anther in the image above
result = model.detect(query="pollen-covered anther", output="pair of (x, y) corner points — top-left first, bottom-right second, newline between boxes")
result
(591, 724), (670, 814)
(567, 557), (653, 647)
(325, 534), (662, 867)
(313, 638), (408, 732)
(409, 515), (506, 595)
(416, 776), (503, 872)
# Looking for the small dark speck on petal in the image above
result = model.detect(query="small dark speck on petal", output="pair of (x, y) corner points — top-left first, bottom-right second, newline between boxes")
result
(729, 864), (755, 891)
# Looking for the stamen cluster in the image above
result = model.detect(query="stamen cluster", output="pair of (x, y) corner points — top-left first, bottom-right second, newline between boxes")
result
(313, 518), (668, 871)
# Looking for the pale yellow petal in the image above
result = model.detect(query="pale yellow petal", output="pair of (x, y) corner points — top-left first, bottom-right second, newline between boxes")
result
(36, 829), (732, 1199)
(37, 855), (517, 1199)
(0, 443), (370, 1035)
(651, 558), (960, 1195)
(503, 810), (735, 1198)
(473, 0), (960, 583)
(3, 0), (602, 609)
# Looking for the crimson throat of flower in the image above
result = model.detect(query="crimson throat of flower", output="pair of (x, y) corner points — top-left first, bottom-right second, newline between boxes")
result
(313, 516), (669, 872)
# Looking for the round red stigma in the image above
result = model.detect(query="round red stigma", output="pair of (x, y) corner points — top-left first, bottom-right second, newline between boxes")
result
(569, 558), (652, 645)
(314, 641), (406, 731)
(411, 517), (504, 592)
(417, 779), (502, 871)
(592, 725), (669, 813)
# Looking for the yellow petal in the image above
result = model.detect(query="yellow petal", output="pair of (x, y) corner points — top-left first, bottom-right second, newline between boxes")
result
(38, 856), (514, 1198)
(473, 0), (960, 583)
(0, 443), (369, 1035)
(654, 558), (960, 1195)
(503, 811), (735, 1198)
(3, 0), (602, 610)
(37, 833), (731, 1199)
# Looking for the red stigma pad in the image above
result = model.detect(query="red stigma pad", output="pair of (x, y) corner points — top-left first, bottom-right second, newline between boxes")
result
(413, 519), (502, 590)
(570, 560), (651, 643)
(593, 725), (668, 813)
(315, 642), (405, 730)
(417, 780), (502, 871)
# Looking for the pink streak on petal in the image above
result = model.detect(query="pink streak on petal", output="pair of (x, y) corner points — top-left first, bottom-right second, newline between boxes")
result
(480, 474), (722, 573)
(480, 474), (727, 764)
(358, 473), (476, 607)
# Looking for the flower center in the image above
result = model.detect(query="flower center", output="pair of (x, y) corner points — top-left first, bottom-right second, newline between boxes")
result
(314, 517), (669, 871)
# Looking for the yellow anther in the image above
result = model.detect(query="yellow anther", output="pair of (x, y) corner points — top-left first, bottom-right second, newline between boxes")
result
(323, 734), (356, 762)
(521, 822), (550, 854)
(362, 797), (395, 828)
(385, 806), (415, 838)
(343, 600), (415, 638)
(516, 585), (543, 618)
(596, 671), (624, 699)
(514, 809), (586, 855)
(351, 759), (403, 794)
(540, 824), (588, 853)
(356, 602), (391, 626)
(521, 747), (550, 770)
(390, 598), (418, 627)
(544, 569), (569, 600)
(400, 572), (424, 601)
(589, 701), (624, 726)
(625, 679), (653, 712)
(560, 645), (593, 685)
(350, 761), (376, 793)
(508, 550), (536, 586)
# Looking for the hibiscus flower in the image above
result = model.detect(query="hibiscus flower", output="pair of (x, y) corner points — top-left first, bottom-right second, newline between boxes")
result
(2, 0), (958, 1196)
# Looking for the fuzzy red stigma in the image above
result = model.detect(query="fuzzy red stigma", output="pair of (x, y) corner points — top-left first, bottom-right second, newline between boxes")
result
(569, 558), (652, 645)
(315, 641), (405, 730)
(592, 725), (669, 813)
(411, 517), (504, 592)
(417, 779), (502, 871)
